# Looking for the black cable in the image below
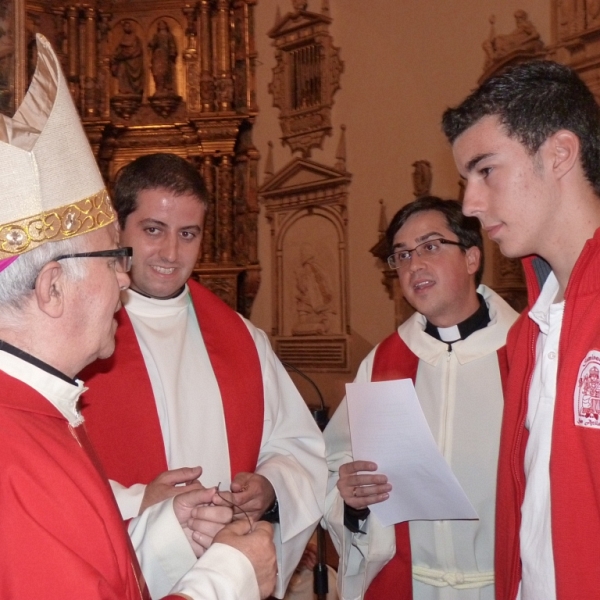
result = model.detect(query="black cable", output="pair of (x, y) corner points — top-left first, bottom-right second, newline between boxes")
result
(281, 360), (329, 433)
(281, 360), (326, 410)
(280, 360), (330, 599)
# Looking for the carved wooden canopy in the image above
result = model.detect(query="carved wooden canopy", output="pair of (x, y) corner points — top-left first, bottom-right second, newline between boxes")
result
(267, 1), (343, 157)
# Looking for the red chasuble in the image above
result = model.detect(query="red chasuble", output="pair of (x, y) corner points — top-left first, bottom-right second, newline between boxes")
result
(364, 331), (509, 600)
(0, 372), (152, 599)
(81, 279), (264, 488)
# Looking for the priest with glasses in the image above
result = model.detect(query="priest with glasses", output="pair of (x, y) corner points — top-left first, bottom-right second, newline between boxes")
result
(324, 196), (517, 600)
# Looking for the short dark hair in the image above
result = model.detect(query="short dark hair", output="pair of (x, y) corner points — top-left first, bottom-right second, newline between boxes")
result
(386, 196), (484, 286)
(113, 153), (209, 228)
(442, 60), (600, 195)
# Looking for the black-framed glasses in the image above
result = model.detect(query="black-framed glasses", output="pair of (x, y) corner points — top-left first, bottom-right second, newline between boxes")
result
(54, 247), (133, 273)
(387, 238), (466, 270)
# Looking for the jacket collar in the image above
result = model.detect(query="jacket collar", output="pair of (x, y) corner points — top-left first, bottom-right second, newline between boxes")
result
(522, 226), (600, 306)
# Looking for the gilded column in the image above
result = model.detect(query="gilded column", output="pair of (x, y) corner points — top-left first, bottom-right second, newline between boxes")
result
(66, 6), (79, 99)
(201, 155), (216, 263)
(199, 0), (214, 112)
(51, 8), (67, 57)
(97, 11), (112, 119)
(218, 154), (234, 262)
(183, 4), (201, 113)
(215, 0), (233, 111)
(245, 0), (258, 113)
(244, 145), (261, 314)
(83, 6), (97, 117)
(247, 146), (260, 262)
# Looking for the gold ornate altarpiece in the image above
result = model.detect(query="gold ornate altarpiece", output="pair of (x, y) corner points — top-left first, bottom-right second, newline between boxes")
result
(1, 0), (260, 315)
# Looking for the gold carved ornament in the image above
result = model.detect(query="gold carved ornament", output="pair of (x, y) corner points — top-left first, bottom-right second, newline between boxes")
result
(0, 189), (115, 259)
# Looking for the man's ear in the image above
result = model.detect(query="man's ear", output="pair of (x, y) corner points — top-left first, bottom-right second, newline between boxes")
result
(545, 129), (580, 180)
(34, 261), (66, 318)
(465, 246), (481, 277)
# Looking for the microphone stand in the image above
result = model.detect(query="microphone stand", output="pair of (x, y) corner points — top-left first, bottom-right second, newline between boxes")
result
(282, 361), (329, 600)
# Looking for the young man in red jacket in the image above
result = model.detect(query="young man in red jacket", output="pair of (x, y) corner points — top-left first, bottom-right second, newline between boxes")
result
(443, 61), (600, 600)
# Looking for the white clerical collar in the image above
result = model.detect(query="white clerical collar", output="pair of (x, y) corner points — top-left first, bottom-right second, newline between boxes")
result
(437, 325), (461, 343)
(0, 344), (86, 425)
(123, 284), (190, 317)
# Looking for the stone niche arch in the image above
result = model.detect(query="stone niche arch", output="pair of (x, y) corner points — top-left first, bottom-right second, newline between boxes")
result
(277, 207), (345, 338)
(260, 156), (351, 371)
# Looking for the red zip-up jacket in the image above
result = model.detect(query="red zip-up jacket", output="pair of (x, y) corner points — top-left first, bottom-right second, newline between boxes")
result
(496, 228), (600, 599)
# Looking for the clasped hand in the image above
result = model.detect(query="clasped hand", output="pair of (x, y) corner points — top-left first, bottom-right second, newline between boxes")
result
(140, 467), (277, 557)
(212, 472), (276, 523)
(140, 466), (230, 557)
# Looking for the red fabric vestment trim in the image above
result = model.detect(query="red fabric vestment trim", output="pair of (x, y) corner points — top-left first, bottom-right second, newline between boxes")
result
(81, 279), (264, 487)
(364, 331), (418, 600)
(188, 279), (264, 477)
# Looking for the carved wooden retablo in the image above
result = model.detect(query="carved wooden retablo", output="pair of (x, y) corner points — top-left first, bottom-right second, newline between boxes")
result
(2, 0), (261, 315)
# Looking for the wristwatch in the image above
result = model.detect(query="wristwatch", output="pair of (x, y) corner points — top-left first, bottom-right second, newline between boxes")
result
(260, 498), (280, 523)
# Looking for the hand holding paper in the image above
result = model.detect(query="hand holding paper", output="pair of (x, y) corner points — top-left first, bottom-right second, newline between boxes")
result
(337, 460), (391, 510)
(345, 378), (478, 528)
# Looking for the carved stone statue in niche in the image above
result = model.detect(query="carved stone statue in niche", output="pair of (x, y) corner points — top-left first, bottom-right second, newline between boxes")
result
(483, 10), (543, 67)
(412, 160), (432, 197)
(292, 242), (336, 336)
(149, 20), (177, 95)
(110, 20), (143, 96)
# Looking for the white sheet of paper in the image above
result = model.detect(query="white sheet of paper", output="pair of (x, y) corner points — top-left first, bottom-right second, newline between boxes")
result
(345, 378), (478, 527)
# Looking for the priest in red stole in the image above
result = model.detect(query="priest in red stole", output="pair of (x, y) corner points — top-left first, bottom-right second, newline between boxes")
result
(324, 197), (517, 600)
(81, 153), (327, 599)
(0, 35), (276, 600)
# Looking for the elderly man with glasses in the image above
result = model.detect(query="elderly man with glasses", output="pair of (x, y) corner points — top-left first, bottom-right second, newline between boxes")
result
(324, 196), (517, 600)
(0, 35), (277, 600)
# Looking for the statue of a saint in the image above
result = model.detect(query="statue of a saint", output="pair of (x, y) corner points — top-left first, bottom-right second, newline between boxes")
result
(483, 10), (543, 66)
(149, 20), (177, 95)
(110, 20), (143, 96)
(292, 243), (336, 336)
(412, 160), (432, 198)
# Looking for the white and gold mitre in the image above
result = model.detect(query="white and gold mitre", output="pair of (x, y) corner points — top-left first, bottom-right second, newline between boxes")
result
(0, 34), (114, 260)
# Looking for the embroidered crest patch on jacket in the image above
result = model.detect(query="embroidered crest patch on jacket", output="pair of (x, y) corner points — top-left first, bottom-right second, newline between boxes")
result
(574, 350), (600, 428)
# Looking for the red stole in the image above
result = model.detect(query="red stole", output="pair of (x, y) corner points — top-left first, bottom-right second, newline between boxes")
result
(365, 331), (509, 600)
(81, 279), (264, 487)
(365, 331), (418, 600)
